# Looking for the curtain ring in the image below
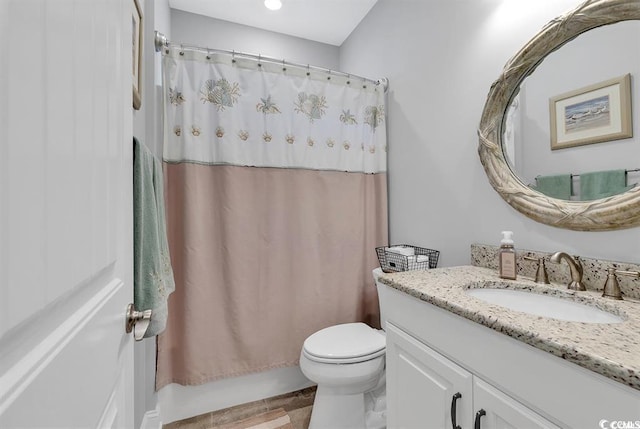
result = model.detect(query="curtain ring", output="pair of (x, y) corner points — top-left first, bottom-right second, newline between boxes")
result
(346, 74), (351, 85)
(282, 59), (286, 72)
(327, 70), (331, 80)
(258, 54), (262, 67)
(206, 48), (211, 61)
(232, 50), (236, 64)
(306, 64), (310, 76)
(179, 44), (184, 56)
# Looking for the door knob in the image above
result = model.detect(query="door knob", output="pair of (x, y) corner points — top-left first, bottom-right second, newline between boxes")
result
(125, 303), (152, 341)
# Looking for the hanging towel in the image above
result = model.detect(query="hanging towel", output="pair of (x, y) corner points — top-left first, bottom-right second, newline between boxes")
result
(134, 137), (176, 338)
(580, 169), (632, 201)
(533, 174), (572, 199)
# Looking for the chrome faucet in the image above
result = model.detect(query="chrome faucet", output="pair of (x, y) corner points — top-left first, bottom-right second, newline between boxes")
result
(550, 252), (586, 291)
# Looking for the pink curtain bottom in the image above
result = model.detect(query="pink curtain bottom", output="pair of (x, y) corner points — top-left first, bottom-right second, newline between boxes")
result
(156, 163), (388, 389)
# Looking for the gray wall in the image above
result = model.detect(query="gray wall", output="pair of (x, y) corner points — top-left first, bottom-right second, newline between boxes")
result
(171, 10), (340, 70)
(340, 0), (640, 267)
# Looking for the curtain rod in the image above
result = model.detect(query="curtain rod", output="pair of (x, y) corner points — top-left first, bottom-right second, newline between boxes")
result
(154, 31), (388, 91)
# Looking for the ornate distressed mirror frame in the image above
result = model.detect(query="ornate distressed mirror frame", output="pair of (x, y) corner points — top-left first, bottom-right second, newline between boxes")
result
(478, 0), (640, 231)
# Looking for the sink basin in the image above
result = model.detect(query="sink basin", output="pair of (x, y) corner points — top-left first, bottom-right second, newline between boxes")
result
(465, 288), (623, 324)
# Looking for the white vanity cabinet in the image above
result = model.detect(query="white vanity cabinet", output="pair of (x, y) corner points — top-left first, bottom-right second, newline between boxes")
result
(386, 322), (559, 429)
(379, 282), (640, 429)
(386, 322), (474, 428)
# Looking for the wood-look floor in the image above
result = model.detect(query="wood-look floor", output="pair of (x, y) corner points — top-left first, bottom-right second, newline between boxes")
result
(163, 387), (316, 429)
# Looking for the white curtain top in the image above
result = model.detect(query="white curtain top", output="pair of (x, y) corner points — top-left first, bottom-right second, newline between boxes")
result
(163, 48), (388, 174)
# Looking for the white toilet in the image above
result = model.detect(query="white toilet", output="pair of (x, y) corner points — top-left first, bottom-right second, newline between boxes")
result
(299, 268), (388, 429)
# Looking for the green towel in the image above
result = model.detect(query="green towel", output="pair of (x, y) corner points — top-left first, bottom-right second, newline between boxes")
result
(134, 137), (175, 338)
(580, 169), (631, 201)
(533, 174), (572, 199)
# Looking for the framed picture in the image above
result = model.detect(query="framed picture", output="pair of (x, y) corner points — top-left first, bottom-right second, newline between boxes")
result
(132, 0), (142, 110)
(549, 74), (632, 150)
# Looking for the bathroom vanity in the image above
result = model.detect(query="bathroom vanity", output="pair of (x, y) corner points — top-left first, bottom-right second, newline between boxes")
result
(378, 266), (640, 429)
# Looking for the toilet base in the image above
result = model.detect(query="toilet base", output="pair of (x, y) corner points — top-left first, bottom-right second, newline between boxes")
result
(308, 379), (386, 429)
(309, 386), (366, 429)
(364, 382), (386, 429)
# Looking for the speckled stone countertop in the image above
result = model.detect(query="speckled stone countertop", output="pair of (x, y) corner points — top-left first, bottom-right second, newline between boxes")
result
(378, 266), (640, 391)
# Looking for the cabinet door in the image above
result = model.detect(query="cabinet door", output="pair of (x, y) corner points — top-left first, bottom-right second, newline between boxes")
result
(473, 378), (560, 429)
(386, 322), (473, 429)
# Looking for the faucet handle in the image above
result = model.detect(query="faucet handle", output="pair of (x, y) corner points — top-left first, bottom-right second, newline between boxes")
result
(602, 267), (640, 300)
(523, 256), (550, 284)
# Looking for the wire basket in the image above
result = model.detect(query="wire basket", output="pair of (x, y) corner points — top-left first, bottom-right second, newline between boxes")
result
(376, 244), (440, 273)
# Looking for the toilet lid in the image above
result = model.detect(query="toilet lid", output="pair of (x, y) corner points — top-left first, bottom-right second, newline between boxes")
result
(303, 322), (385, 361)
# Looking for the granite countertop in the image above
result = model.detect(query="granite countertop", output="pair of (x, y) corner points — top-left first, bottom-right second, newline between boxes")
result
(379, 265), (640, 391)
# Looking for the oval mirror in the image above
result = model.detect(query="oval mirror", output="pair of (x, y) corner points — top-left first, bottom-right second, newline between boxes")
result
(478, 0), (640, 230)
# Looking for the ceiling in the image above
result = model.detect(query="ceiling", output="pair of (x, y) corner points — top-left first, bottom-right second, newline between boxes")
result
(168, 0), (378, 46)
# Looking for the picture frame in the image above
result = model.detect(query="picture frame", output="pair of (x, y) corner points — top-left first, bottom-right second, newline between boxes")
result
(549, 74), (632, 150)
(132, 0), (142, 110)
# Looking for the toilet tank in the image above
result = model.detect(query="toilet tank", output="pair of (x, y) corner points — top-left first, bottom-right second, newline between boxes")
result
(372, 268), (388, 331)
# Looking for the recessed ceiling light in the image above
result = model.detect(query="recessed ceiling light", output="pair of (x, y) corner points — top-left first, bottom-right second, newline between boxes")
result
(264, 0), (282, 10)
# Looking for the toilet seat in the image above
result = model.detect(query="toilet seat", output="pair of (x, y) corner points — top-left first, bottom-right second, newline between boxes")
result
(303, 322), (386, 364)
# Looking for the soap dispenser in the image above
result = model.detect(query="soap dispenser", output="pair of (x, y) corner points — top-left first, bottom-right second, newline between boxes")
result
(499, 231), (517, 280)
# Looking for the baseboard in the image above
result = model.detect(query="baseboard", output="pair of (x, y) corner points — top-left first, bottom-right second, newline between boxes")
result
(140, 407), (162, 429)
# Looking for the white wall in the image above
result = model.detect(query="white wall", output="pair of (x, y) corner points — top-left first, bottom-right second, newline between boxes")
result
(340, 0), (640, 267)
(171, 10), (340, 70)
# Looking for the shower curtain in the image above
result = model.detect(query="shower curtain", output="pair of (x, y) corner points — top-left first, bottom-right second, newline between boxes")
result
(156, 47), (388, 388)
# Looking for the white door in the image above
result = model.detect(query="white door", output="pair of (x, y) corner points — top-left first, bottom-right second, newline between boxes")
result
(0, 0), (134, 428)
(386, 323), (474, 429)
